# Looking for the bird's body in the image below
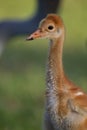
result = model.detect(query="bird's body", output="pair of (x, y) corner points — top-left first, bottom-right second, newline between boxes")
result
(26, 14), (87, 130)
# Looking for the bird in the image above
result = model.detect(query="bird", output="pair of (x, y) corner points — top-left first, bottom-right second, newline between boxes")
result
(26, 14), (87, 130)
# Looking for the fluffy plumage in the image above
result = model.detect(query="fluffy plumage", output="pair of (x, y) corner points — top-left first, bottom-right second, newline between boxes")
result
(27, 14), (87, 130)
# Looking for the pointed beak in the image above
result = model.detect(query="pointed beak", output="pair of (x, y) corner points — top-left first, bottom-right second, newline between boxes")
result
(26, 29), (42, 41)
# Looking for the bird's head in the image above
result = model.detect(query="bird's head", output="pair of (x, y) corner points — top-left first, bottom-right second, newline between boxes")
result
(26, 14), (64, 41)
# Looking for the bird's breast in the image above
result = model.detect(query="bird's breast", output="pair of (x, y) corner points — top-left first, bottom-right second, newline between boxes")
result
(46, 81), (87, 130)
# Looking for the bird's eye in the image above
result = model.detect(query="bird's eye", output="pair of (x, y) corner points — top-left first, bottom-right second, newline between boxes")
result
(48, 25), (54, 30)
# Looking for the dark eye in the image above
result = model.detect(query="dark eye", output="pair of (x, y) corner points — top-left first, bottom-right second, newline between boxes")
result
(48, 25), (54, 30)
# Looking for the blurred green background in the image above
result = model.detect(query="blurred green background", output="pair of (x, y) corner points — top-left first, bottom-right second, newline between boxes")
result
(0, 0), (87, 130)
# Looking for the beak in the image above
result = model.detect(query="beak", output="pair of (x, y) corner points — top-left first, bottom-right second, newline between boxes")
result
(26, 29), (42, 41)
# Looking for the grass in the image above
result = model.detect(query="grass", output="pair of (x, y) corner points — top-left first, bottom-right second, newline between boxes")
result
(0, 0), (87, 130)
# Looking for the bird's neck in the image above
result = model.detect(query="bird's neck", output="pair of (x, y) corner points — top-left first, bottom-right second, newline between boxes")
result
(47, 34), (65, 90)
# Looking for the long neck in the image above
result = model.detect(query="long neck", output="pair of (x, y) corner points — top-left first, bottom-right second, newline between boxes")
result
(47, 33), (64, 90)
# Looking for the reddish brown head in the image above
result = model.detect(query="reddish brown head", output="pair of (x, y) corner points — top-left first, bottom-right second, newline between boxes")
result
(26, 14), (65, 41)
